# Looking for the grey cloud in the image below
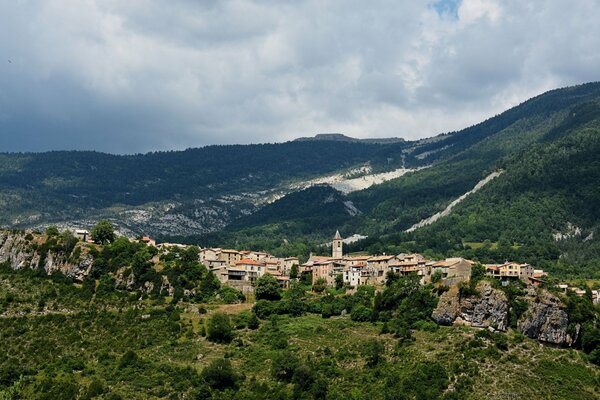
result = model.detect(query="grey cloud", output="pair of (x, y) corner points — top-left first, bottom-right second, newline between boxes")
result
(0, 0), (599, 153)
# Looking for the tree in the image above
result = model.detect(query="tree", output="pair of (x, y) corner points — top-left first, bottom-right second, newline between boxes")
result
(289, 264), (299, 280)
(271, 351), (299, 382)
(254, 274), (282, 301)
(206, 313), (233, 343)
(45, 226), (60, 237)
(335, 273), (344, 290)
(91, 220), (115, 245)
(470, 263), (486, 284)
(201, 358), (240, 391)
(248, 313), (260, 330)
(312, 278), (327, 293)
(431, 269), (443, 284)
(351, 305), (372, 322)
(363, 339), (385, 367)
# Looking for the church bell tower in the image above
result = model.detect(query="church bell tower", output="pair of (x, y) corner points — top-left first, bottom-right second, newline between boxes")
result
(332, 230), (343, 259)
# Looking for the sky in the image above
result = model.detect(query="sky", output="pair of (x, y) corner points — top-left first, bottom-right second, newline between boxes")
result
(1, 0), (599, 154)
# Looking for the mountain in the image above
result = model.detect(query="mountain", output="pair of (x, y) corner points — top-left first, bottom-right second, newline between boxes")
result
(294, 133), (406, 144)
(0, 141), (409, 236)
(1, 82), (600, 276)
(209, 83), (600, 277)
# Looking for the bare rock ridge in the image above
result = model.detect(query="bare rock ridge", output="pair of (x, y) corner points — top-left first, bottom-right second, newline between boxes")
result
(431, 280), (580, 346)
(0, 231), (92, 281)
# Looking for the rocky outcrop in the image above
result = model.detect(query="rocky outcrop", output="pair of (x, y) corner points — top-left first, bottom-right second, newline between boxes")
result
(518, 291), (579, 346)
(432, 280), (579, 347)
(432, 281), (509, 331)
(0, 231), (92, 281)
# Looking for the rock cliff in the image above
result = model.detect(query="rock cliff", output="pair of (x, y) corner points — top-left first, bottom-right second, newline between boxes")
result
(431, 280), (578, 346)
(518, 290), (579, 346)
(432, 281), (509, 331)
(0, 231), (93, 281)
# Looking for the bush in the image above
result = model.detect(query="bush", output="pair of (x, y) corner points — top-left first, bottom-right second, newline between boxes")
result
(312, 278), (327, 293)
(363, 339), (385, 367)
(248, 313), (260, 330)
(271, 351), (300, 382)
(206, 313), (233, 344)
(253, 300), (278, 319)
(255, 274), (282, 301)
(350, 305), (372, 322)
(201, 358), (240, 391)
(218, 286), (245, 304)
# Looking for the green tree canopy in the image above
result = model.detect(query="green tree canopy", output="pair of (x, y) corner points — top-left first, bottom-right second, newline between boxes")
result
(91, 220), (115, 245)
(254, 273), (282, 301)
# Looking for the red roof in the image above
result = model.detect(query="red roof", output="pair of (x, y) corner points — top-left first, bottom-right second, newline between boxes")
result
(236, 258), (264, 266)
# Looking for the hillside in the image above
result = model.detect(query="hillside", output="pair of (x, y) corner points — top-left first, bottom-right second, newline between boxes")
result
(0, 141), (409, 236)
(211, 83), (600, 277)
(1, 232), (600, 399)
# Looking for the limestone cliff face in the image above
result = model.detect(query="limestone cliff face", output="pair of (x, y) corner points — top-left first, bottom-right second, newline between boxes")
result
(0, 231), (93, 281)
(432, 281), (509, 331)
(518, 290), (579, 346)
(431, 280), (579, 346)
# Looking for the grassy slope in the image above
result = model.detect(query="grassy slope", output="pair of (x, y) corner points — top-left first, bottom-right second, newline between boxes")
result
(1, 272), (599, 399)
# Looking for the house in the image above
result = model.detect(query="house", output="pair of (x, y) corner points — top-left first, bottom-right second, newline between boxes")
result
(343, 263), (370, 287)
(219, 249), (242, 265)
(235, 258), (266, 282)
(366, 255), (396, 284)
(140, 235), (156, 247)
(199, 248), (221, 264)
(281, 257), (299, 276)
(433, 258), (473, 285)
(312, 260), (345, 286)
(75, 229), (90, 242)
(388, 254), (431, 283)
(485, 262), (535, 284)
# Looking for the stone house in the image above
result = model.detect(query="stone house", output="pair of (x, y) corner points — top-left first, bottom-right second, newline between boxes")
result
(433, 258), (473, 285)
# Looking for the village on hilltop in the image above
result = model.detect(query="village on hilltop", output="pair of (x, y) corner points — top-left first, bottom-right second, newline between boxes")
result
(78, 228), (599, 304)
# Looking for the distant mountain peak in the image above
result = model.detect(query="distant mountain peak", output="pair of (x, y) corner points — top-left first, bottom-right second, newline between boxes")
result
(294, 133), (405, 144)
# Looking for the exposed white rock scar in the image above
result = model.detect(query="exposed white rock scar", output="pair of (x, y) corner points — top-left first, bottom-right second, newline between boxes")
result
(330, 168), (415, 194)
(405, 170), (505, 233)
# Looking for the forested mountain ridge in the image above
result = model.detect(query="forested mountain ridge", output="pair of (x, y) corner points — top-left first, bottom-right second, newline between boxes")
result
(0, 141), (411, 236)
(1, 82), (600, 279)
(203, 83), (600, 277)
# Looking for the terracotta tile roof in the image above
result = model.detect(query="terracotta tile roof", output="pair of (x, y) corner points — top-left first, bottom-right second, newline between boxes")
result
(236, 258), (264, 266)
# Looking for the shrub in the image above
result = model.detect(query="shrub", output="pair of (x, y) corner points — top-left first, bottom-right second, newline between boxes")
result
(253, 300), (278, 319)
(218, 286), (245, 304)
(201, 358), (240, 391)
(247, 313), (260, 330)
(350, 305), (372, 322)
(312, 278), (327, 293)
(363, 339), (385, 367)
(206, 313), (233, 344)
(271, 351), (300, 382)
(255, 274), (282, 301)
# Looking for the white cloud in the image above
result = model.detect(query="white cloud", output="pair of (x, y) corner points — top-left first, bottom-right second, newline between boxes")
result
(0, 0), (598, 153)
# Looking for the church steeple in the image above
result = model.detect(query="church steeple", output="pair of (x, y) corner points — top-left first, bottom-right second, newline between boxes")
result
(332, 230), (343, 258)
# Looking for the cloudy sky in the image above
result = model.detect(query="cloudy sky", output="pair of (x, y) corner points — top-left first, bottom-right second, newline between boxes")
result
(1, 0), (599, 154)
